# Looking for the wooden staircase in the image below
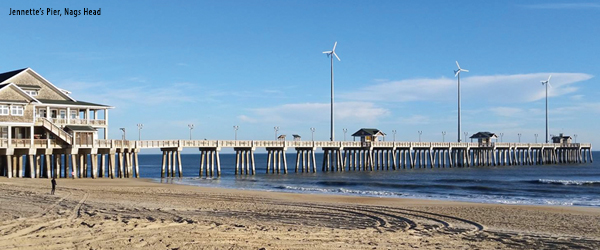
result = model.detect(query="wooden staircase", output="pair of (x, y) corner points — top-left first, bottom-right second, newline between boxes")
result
(40, 118), (73, 145)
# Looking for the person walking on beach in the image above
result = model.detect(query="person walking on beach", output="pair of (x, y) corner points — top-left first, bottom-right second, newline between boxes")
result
(51, 178), (57, 195)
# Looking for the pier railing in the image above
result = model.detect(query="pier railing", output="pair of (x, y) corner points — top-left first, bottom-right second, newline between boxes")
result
(0, 139), (592, 150)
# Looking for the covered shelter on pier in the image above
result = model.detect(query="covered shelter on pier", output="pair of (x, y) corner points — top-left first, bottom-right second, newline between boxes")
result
(352, 128), (385, 142)
(552, 133), (572, 144)
(470, 131), (498, 145)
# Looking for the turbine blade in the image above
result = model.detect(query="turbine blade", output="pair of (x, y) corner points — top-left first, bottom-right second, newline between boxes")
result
(548, 81), (553, 88)
(333, 52), (340, 61)
(548, 75), (552, 81)
(455, 61), (461, 69)
(462, 69), (469, 72)
(333, 41), (337, 51)
(454, 70), (459, 77)
(323, 51), (332, 54)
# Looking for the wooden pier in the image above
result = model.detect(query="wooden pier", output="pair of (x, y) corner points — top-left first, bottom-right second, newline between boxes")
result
(0, 139), (593, 179)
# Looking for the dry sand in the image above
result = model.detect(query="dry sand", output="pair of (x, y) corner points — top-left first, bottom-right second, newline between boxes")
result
(0, 178), (599, 249)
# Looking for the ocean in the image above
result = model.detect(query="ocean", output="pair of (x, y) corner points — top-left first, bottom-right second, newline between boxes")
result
(137, 152), (600, 207)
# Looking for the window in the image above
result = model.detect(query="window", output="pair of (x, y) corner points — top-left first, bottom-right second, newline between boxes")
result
(0, 105), (8, 115)
(38, 108), (47, 118)
(0, 127), (7, 139)
(71, 110), (78, 119)
(59, 110), (66, 119)
(11, 105), (23, 116)
(24, 90), (38, 96)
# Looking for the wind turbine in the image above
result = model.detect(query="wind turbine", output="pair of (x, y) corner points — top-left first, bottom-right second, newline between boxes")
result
(541, 75), (552, 143)
(454, 61), (468, 142)
(323, 41), (340, 141)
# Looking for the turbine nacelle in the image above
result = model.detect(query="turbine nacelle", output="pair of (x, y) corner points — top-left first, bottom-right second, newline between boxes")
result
(322, 41), (340, 61)
(454, 61), (468, 77)
(541, 75), (552, 87)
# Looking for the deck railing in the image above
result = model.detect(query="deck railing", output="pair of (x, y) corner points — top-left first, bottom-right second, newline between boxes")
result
(0, 138), (592, 150)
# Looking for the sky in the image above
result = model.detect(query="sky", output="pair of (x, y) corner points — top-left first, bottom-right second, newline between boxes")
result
(2, 1), (599, 151)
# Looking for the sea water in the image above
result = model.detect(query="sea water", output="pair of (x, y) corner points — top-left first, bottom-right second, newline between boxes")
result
(137, 152), (600, 207)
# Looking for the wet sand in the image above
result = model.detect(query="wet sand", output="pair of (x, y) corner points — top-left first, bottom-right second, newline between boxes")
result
(0, 178), (599, 249)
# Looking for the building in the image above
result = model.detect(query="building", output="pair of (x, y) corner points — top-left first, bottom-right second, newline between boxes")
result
(552, 133), (572, 144)
(469, 131), (498, 145)
(0, 68), (112, 147)
(351, 128), (385, 142)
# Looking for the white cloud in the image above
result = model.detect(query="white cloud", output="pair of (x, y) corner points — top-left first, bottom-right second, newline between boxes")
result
(341, 73), (593, 104)
(239, 102), (389, 125)
(397, 115), (431, 125)
(489, 107), (523, 117)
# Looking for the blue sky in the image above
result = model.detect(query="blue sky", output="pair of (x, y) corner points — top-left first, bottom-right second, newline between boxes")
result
(2, 1), (599, 148)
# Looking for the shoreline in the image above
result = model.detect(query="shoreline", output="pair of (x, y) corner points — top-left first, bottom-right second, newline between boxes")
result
(1, 178), (599, 249)
(150, 176), (600, 208)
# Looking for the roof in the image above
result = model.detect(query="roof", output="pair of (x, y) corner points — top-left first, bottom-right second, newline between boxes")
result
(292, 134), (301, 138)
(352, 128), (386, 137)
(470, 131), (498, 139)
(64, 125), (96, 132)
(0, 68), (27, 83)
(552, 135), (572, 139)
(0, 83), (41, 103)
(0, 68), (76, 102)
(37, 99), (112, 108)
(15, 84), (42, 90)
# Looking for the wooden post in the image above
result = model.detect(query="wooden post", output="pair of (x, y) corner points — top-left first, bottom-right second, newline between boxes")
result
(295, 150), (300, 173)
(159, 151), (165, 178)
(90, 154), (97, 179)
(53, 154), (60, 178)
(266, 150), (272, 174)
(6, 155), (12, 178)
(100, 154), (105, 178)
(282, 150), (288, 174)
(215, 150), (221, 177)
(250, 150), (256, 175)
(311, 149), (317, 173)
(210, 150), (215, 177)
(199, 150), (204, 177)
(235, 150), (240, 175)
(177, 151), (183, 177)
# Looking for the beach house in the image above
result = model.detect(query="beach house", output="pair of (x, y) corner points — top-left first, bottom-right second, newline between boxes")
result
(0, 68), (112, 147)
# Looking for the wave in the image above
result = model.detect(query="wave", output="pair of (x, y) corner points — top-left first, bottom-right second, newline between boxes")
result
(274, 185), (403, 197)
(533, 179), (600, 186)
(316, 180), (506, 193)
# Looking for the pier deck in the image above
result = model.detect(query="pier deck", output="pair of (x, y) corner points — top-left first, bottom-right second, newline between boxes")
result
(0, 139), (593, 179)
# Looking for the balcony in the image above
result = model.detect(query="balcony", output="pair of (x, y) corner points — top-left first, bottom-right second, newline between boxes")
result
(36, 117), (106, 126)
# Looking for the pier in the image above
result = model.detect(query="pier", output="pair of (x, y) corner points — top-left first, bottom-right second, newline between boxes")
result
(0, 68), (594, 180)
(0, 139), (593, 179)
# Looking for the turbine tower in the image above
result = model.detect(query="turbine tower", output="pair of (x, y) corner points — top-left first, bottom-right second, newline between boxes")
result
(541, 75), (552, 143)
(454, 61), (468, 142)
(323, 42), (340, 141)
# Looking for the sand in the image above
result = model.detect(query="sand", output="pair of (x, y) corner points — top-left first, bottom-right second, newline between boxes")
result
(0, 178), (598, 249)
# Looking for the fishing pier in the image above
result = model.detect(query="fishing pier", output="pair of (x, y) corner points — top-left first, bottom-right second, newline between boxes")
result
(0, 139), (593, 179)
(0, 68), (594, 180)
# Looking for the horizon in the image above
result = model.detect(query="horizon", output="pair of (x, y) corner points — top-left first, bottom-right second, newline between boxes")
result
(2, 1), (598, 154)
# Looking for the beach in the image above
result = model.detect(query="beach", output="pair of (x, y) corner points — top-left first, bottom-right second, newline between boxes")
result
(0, 178), (599, 249)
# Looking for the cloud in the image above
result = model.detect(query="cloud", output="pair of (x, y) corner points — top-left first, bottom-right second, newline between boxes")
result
(397, 115), (431, 125)
(239, 102), (389, 125)
(237, 115), (257, 123)
(489, 107), (523, 117)
(341, 73), (593, 104)
(521, 3), (600, 9)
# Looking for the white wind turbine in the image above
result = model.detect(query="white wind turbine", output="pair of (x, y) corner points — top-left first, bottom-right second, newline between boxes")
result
(541, 75), (552, 143)
(323, 42), (340, 141)
(454, 61), (468, 142)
